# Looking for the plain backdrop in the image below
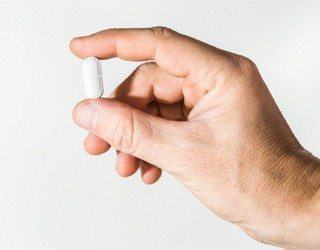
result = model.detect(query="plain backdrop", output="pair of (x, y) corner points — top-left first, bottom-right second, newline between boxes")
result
(0, 1), (319, 249)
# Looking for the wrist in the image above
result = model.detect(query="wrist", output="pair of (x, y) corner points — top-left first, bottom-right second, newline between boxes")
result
(240, 147), (320, 249)
(279, 150), (320, 250)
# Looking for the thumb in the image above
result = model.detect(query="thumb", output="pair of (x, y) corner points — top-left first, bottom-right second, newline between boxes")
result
(73, 98), (188, 168)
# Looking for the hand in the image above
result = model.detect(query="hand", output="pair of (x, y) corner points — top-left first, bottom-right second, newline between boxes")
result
(70, 27), (320, 249)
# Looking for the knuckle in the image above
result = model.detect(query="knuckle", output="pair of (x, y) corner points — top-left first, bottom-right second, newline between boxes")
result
(111, 110), (138, 154)
(236, 55), (258, 75)
(134, 62), (158, 88)
(150, 26), (176, 40)
(136, 61), (157, 74)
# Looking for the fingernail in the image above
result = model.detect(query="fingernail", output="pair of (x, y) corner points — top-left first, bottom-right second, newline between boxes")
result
(75, 103), (99, 130)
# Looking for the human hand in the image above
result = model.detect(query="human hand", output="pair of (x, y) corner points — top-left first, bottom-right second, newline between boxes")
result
(70, 27), (320, 249)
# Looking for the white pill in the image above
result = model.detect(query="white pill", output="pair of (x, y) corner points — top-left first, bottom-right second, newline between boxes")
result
(82, 57), (104, 98)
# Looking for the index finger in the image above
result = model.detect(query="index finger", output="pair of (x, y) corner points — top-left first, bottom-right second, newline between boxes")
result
(69, 27), (230, 81)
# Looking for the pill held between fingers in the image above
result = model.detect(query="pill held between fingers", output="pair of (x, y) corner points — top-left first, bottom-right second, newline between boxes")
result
(82, 57), (104, 98)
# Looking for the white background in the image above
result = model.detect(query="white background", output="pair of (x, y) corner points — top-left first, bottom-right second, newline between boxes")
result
(0, 1), (319, 249)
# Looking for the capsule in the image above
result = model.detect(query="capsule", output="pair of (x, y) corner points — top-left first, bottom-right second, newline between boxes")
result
(82, 57), (104, 98)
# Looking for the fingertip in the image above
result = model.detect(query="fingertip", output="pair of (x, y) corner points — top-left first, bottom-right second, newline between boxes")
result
(72, 99), (91, 123)
(115, 152), (140, 177)
(70, 36), (95, 59)
(72, 98), (103, 123)
(83, 133), (111, 155)
(142, 171), (162, 185)
(116, 165), (132, 178)
(69, 32), (105, 59)
(69, 37), (83, 57)
(140, 163), (162, 185)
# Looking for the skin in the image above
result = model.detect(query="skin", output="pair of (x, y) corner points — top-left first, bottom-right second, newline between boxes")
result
(70, 27), (320, 249)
